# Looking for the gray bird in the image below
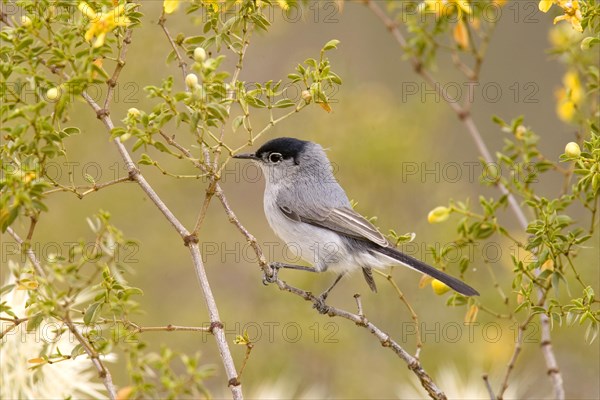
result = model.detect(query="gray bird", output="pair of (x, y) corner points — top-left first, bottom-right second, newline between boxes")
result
(234, 137), (478, 298)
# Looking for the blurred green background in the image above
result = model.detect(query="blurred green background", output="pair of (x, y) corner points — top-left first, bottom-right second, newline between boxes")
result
(2, 1), (599, 398)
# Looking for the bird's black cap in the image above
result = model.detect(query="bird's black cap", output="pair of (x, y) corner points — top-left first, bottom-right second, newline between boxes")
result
(255, 137), (309, 164)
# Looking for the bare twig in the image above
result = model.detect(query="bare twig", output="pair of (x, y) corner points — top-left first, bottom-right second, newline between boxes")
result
(158, 9), (188, 84)
(236, 340), (254, 383)
(126, 322), (210, 333)
(43, 176), (132, 197)
(482, 373), (495, 400)
(373, 269), (423, 358)
(6, 227), (45, 277)
(0, 315), (33, 339)
(540, 313), (564, 398)
(104, 29), (133, 110)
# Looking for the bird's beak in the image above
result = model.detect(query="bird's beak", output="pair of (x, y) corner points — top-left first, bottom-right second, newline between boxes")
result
(233, 153), (258, 160)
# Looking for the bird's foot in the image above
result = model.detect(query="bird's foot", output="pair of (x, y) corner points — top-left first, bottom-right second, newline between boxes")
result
(313, 293), (331, 314)
(262, 262), (281, 285)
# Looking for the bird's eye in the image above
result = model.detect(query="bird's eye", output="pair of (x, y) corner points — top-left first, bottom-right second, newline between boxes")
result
(269, 152), (283, 163)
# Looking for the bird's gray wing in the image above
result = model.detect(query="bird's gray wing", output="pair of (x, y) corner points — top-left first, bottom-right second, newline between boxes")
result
(278, 203), (389, 248)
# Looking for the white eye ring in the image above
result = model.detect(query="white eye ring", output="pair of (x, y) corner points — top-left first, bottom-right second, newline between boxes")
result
(269, 152), (283, 163)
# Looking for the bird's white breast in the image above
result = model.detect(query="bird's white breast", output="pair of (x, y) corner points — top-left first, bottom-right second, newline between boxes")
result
(263, 188), (345, 272)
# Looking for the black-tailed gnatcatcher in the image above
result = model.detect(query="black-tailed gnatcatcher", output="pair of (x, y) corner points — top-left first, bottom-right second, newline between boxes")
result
(234, 137), (478, 297)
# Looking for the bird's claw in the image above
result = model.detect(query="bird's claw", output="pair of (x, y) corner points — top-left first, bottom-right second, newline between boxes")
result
(262, 262), (280, 285)
(313, 294), (331, 314)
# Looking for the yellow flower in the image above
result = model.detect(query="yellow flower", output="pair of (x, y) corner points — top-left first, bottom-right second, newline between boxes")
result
(539, 0), (583, 32)
(277, 0), (290, 10)
(79, 2), (131, 48)
(539, 0), (554, 12)
(453, 19), (469, 48)
(555, 69), (582, 122)
(554, 0), (583, 32)
(202, 0), (221, 11)
(163, 0), (180, 14)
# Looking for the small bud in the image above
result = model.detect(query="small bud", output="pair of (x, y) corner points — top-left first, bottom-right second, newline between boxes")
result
(185, 73), (199, 89)
(427, 206), (450, 224)
(21, 15), (32, 27)
(515, 125), (526, 139)
(431, 279), (451, 295)
(301, 90), (312, 103)
(46, 87), (60, 101)
(127, 107), (141, 117)
(194, 47), (207, 62)
(564, 142), (581, 158)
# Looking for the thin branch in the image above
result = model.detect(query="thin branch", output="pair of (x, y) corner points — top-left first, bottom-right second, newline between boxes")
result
(539, 313), (564, 398)
(43, 176), (132, 197)
(191, 20), (253, 236)
(6, 227), (45, 277)
(236, 340), (254, 383)
(498, 321), (525, 399)
(497, 289), (550, 399)
(26, 215), (38, 242)
(104, 29), (133, 110)
(482, 374), (495, 400)
(373, 269), (423, 358)
(0, 7), (13, 27)
(159, 10), (188, 84)
(0, 315), (33, 339)
(126, 322), (210, 333)
(64, 314), (117, 400)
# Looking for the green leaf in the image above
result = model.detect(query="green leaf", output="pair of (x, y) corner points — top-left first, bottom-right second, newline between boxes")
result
(273, 99), (295, 108)
(27, 314), (44, 332)
(153, 142), (169, 153)
(323, 39), (340, 51)
(138, 154), (154, 165)
(581, 36), (600, 51)
(62, 127), (81, 136)
(84, 174), (96, 184)
(0, 284), (15, 295)
(207, 103), (229, 121)
(232, 115), (244, 133)
(83, 302), (102, 325)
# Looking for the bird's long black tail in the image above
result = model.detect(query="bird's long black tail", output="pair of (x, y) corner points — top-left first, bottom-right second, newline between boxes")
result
(376, 246), (479, 296)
